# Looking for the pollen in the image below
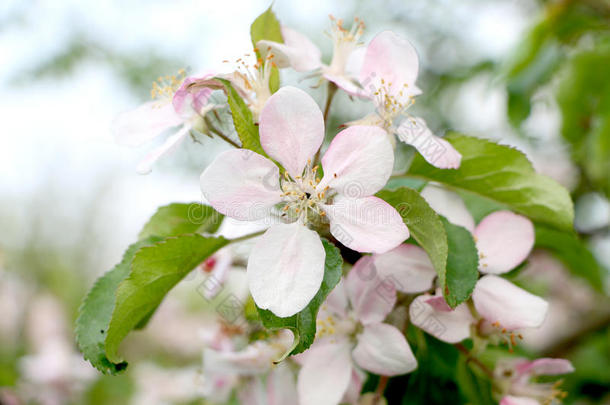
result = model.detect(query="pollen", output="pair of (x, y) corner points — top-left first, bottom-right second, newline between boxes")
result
(150, 69), (187, 100)
(279, 160), (330, 225)
(491, 321), (523, 352)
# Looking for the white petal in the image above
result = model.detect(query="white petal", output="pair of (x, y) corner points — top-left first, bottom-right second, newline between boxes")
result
(113, 100), (183, 147)
(267, 362), (298, 405)
(257, 26), (323, 72)
(409, 294), (473, 343)
(248, 223), (325, 317)
(342, 368), (367, 405)
(475, 211), (535, 274)
(473, 275), (548, 330)
(373, 244), (437, 293)
(324, 278), (349, 319)
(346, 256), (396, 325)
(395, 118), (462, 169)
(352, 323), (417, 376)
(297, 339), (353, 405)
(136, 124), (190, 174)
(420, 184), (475, 232)
(200, 149), (283, 221)
(323, 195), (409, 254)
(259, 87), (324, 178)
(203, 342), (276, 376)
(319, 125), (394, 197)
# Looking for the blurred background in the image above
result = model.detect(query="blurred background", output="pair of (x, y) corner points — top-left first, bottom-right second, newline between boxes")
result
(0, 0), (609, 404)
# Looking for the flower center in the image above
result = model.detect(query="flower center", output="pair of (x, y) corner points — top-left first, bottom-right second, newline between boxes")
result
(327, 15), (365, 76)
(150, 69), (187, 101)
(280, 160), (330, 225)
(373, 78), (415, 129)
(225, 52), (276, 119)
(489, 321), (524, 352)
(316, 308), (358, 341)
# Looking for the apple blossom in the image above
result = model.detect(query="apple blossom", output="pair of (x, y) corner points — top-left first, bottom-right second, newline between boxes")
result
(257, 16), (367, 96)
(407, 186), (546, 345)
(355, 31), (462, 169)
(496, 357), (574, 405)
(113, 70), (217, 174)
(200, 86), (408, 317)
(297, 266), (417, 405)
(202, 330), (297, 405)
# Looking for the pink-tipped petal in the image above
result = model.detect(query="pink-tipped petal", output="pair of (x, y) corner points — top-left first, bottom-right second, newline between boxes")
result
(473, 275), (548, 330)
(257, 26), (322, 72)
(172, 74), (215, 117)
(297, 339), (353, 405)
(395, 118), (462, 169)
(113, 100), (183, 147)
(515, 358), (574, 377)
(373, 244), (437, 294)
(259, 86), (324, 178)
(248, 222), (325, 317)
(352, 323), (417, 376)
(409, 294), (473, 343)
(200, 149), (283, 221)
(420, 184), (475, 232)
(319, 125), (394, 197)
(360, 31), (420, 100)
(475, 211), (535, 274)
(136, 124), (191, 174)
(323, 195), (409, 254)
(346, 256), (396, 325)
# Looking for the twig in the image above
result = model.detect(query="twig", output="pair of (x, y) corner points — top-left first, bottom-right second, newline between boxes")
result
(454, 343), (494, 378)
(375, 376), (389, 399)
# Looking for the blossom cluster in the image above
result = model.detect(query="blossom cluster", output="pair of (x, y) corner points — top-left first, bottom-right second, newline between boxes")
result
(107, 10), (575, 405)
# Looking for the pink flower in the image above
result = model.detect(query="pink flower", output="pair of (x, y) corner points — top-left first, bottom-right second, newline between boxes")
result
(497, 357), (574, 405)
(113, 71), (215, 174)
(297, 268), (417, 405)
(257, 16), (367, 96)
(200, 86), (408, 317)
(355, 31), (462, 169)
(409, 187), (547, 343)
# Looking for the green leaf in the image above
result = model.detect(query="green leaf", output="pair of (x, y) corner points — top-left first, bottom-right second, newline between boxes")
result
(215, 78), (266, 156)
(250, 6), (283, 49)
(75, 237), (161, 374)
(105, 234), (229, 364)
(440, 218), (479, 307)
(256, 239), (343, 357)
(535, 226), (605, 292)
(376, 187), (448, 297)
(404, 133), (574, 231)
(139, 203), (223, 240)
(250, 6), (283, 94)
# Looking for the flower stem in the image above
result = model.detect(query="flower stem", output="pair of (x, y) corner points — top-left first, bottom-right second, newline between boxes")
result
(205, 116), (240, 148)
(454, 343), (494, 378)
(375, 376), (389, 399)
(313, 81), (338, 165)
